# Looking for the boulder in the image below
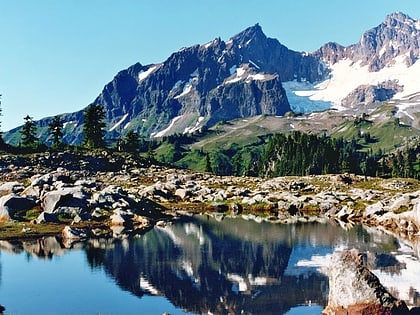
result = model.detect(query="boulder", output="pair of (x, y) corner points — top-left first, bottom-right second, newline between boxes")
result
(71, 213), (92, 224)
(92, 185), (138, 210)
(0, 194), (36, 221)
(41, 186), (89, 214)
(110, 212), (129, 226)
(30, 173), (53, 187)
(323, 249), (409, 315)
(365, 201), (386, 217)
(403, 199), (420, 229)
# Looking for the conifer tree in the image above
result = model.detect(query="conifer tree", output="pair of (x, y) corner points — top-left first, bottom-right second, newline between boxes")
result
(123, 130), (140, 153)
(48, 115), (63, 148)
(82, 104), (106, 149)
(205, 152), (212, 173)
(20, 115), (38, 148)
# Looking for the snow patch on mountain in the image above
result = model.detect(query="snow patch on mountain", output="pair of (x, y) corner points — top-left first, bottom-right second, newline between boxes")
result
(109, 114), (128, 131)
(152, 115), (183, 138)
(249, 59), (260, 69)
(174, 84), (193, 99)
(225, 66), (275, 84)
(63, 121), (78, 129)
(184, 116), (205, 134)
(285, 55), (420, 111)
(138, 64), (160, 82)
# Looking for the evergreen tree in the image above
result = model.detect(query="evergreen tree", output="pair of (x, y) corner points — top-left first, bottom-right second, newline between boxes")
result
(20, 115), (38, 148)
(147, 142), (155, 162)
(83, 104), (106, 149)
(211, 150), (232, 176)
(48, 115), (63, 148)
(122, 130), (140, 153)
(233, 152), (243, 176)
(205, 152), (212, 173)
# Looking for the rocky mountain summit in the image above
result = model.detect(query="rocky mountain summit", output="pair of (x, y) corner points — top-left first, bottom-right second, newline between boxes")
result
(8, 24), (324, 145)
(308, 11), (420, 112)
(316, 12), (420, 71)
(4, 12), (420, 147)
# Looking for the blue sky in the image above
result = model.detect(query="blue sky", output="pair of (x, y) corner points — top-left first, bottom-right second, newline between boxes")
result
(1, 0), (420, 131)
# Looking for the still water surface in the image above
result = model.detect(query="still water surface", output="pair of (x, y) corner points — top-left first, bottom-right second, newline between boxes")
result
(0, 215), (420, 315)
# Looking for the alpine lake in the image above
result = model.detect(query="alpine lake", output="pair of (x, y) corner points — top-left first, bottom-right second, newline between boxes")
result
(1, 214), (420, 315)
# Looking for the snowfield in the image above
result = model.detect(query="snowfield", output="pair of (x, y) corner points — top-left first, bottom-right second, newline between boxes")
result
(284, 55), (420, 113)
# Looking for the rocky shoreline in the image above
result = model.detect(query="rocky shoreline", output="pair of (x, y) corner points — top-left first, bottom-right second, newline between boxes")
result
(0, 151), (419, 314)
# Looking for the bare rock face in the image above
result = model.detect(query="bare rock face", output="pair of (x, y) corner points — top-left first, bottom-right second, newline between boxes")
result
(341, 80), (403, 107)
(323, 249), (409, 315)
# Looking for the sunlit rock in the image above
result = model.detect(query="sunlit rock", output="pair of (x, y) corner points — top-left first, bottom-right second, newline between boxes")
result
(0, 193), (36, 222)
(323, 249), (409, 314)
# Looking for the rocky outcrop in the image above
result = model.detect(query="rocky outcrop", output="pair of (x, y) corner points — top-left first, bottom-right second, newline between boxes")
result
(341, 80), (403, 107)
(323, 249), (409, 314)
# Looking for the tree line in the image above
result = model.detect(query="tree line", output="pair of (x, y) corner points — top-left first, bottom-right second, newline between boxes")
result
(2, 101), (419, 179)
(202, 131), (419, 179)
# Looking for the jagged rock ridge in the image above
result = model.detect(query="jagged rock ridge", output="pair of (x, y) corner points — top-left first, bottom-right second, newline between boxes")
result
(4, 13), (420, 144)
(4, 24), (325, 145)
(308, 12), (420, 111)
(315, 12), (420, 71)
(85, 24), (328, 142)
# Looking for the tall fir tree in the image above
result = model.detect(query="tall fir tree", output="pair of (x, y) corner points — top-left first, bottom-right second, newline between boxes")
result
(82, 104), (106, 149)
(123, 130), (140, 153)
(48, 115), (64, 148)
(20, 115), (38, 148)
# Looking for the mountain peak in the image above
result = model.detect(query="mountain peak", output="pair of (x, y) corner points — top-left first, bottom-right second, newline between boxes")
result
(385, 11), (416, 26)
(230, 23), (266, 47)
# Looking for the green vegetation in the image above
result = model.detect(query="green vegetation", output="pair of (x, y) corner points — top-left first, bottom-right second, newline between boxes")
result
(152, 129), (420, 179)
(83, 104), (106, 149)
(0, 96), (418, 180)
(20, 115), (39, 148)
(48, 115), (64, 148)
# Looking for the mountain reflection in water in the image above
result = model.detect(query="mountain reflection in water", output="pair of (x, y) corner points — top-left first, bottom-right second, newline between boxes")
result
(81, 215), (405, 314)
(1, 215), (419, 315)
